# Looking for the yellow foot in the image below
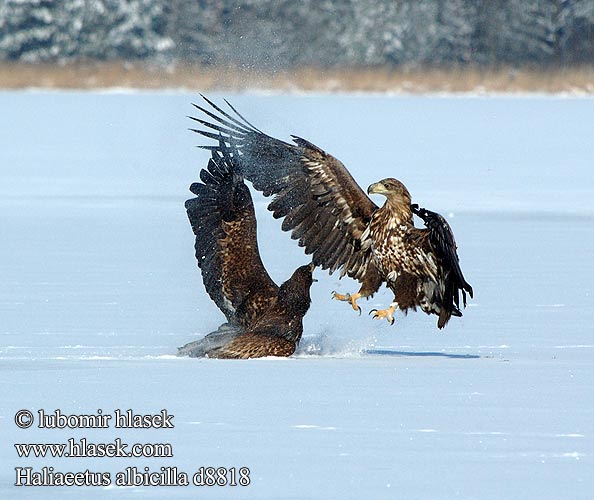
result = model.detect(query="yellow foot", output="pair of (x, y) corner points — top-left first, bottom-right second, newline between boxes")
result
(331, 291), (362, 314)
(369, 304), (397, 325)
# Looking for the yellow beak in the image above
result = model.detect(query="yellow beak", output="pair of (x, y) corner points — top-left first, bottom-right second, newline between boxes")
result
(367, 182), (387, 195)
(308, 262), (318, 281)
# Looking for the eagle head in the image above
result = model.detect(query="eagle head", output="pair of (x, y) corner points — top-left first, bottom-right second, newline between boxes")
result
(278, 263), (316, 318)
(289, 262), (317, 287)
(367, 178), (412, 207)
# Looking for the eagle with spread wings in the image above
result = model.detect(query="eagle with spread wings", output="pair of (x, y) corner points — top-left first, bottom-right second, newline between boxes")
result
(190, 96), (473, 329)
(179, 139), (315, 358)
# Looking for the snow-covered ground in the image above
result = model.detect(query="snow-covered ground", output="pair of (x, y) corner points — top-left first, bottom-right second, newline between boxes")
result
(1, 92), (593, 499)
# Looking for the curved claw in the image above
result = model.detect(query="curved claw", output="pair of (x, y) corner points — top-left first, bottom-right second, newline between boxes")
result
(370, 305), (396, 325)
(332, 291), (362, 313)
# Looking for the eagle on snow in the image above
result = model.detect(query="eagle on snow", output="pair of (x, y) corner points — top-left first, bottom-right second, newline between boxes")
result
(179, 139), (315, 358)
(190, 96), (473, 329)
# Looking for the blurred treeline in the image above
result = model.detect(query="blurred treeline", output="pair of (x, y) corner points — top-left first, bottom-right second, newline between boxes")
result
(0, 0), (592, 68)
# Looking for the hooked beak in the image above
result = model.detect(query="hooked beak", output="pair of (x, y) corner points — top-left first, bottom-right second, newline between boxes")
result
(367, 182), (387, 195)
(308, 262), (318, 282)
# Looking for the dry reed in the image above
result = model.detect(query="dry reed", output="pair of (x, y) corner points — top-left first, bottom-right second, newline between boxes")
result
(1, 62), (592, 94)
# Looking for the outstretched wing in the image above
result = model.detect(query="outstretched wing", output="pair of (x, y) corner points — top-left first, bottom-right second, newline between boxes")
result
(189, 96), (378, 281)
(411, 204), (474, 323)
(185, 140), (278, 326)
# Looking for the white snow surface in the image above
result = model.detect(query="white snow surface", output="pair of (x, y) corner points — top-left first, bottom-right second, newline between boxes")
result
(1, 91), (593, 499)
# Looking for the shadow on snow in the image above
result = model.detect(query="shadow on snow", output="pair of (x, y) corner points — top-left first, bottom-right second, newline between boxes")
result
(364, 349), (480, 359)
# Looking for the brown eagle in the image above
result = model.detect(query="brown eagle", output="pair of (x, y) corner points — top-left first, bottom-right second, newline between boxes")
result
(190, 96), (473, 329)
(179, 139), (315, 358)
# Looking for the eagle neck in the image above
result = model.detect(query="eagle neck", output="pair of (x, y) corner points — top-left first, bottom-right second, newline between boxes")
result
(278, 280), (311, 319)
(381, 199), (413, 227)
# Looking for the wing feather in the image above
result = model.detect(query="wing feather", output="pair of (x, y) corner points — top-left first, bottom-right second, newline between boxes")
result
(411, 204), (474, 319)
(190, 97), (378, 281)
(186, 139), (278, 326)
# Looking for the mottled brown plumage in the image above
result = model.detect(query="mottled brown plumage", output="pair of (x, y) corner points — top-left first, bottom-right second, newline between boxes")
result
(190, 97), (472, 329)
(179, 139), (315, 358)
(366, 179), (473, 328)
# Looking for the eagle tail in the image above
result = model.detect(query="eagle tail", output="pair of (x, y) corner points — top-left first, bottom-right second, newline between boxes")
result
(177, 323), (243, 358)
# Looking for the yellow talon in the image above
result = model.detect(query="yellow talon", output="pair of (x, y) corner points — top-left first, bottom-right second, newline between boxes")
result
(370, 305), (396, 325)
(332, 291), (362, 314)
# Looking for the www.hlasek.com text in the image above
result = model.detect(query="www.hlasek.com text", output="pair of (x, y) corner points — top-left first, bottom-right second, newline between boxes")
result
(15, 438), (172, 459)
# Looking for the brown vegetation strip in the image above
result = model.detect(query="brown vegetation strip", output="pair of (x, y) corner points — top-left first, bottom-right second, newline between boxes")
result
(1, 63), (592, 93)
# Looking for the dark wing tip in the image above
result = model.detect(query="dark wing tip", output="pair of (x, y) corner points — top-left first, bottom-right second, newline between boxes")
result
(291, 135), (327, 155)
(416, 204), (473, 314)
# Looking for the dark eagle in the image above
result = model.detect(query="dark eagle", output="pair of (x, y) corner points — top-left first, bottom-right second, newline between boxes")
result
(190, 96), (473, 329)
(179, 139), (315, 358)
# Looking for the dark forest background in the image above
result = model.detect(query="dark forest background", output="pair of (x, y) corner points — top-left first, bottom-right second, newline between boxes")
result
(1, 0), (592, 69)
